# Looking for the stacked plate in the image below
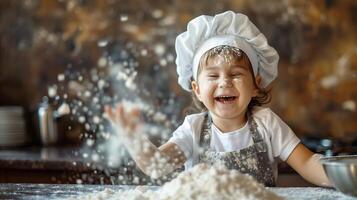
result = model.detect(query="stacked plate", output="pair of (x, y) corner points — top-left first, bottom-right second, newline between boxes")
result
(0, 106), (27, 147)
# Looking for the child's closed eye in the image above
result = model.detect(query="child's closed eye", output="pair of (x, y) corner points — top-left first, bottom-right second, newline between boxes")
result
(231, 73), (242, 78)
(207, 74), (219, 79)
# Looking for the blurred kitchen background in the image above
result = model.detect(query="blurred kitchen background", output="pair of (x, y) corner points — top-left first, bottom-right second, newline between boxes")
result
(0, 0), (356, 185)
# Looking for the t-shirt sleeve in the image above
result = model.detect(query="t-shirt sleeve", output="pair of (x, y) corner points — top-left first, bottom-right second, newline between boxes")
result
(167, 116), (194, 161)
(265, 109), (301, 161)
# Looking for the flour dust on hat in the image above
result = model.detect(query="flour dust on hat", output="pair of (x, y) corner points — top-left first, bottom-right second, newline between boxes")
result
(175, 10), (279, 91)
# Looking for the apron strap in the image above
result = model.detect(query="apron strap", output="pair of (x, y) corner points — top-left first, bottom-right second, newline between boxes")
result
(247, 110), (263, 143)
(199, 112), (211, 151)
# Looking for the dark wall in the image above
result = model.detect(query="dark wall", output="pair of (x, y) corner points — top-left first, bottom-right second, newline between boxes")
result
(0, 0), (356, 141)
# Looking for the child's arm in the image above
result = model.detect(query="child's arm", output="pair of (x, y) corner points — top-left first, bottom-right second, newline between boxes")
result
(105, 104), (186, 178)
(286, 143), (332, 187)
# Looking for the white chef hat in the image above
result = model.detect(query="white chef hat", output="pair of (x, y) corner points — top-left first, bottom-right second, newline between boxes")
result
(175, 10), (279, 91)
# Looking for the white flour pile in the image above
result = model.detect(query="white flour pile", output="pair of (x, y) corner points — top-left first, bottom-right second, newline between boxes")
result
(69, 164), (284, 200)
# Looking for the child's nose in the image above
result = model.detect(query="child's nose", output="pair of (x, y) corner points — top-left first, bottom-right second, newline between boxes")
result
(218, 77), (233, 88)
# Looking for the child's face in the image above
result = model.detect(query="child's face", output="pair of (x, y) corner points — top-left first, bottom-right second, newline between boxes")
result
(191, 52), (260, 121)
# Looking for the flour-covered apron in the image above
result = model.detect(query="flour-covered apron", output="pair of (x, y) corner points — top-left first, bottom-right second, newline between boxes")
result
(198, 112), (276, 186)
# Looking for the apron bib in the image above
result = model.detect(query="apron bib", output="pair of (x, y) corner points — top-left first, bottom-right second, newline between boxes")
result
(198, 112), (276, 186)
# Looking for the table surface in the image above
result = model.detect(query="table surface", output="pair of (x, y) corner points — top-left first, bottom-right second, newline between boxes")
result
(0, 184), (356, 200)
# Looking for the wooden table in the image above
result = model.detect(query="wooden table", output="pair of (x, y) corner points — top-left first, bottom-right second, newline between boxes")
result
(0, 184), (356, 200)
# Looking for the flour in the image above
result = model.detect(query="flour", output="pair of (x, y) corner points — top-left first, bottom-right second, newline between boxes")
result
(69, 163), (284, 200)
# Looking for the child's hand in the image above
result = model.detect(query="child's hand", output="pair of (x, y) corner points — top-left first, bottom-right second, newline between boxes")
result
(104, 104), (142, 134)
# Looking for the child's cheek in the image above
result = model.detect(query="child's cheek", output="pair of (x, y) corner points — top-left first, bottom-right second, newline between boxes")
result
(232, 79), (241, 84)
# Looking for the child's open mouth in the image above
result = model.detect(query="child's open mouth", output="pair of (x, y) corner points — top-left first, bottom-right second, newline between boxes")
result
(214, 95), (237, 104)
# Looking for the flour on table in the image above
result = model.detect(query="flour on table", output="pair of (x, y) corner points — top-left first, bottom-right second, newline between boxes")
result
(68, 163), (284, 200)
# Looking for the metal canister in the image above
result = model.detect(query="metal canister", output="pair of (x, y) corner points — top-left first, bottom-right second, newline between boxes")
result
(37, 101), (59, 145)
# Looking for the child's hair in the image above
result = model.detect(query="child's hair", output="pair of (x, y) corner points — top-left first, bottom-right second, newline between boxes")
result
(189, 45), (271, 113)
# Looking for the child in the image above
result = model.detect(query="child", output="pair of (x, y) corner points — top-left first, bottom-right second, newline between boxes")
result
(105, 11), (331, 187)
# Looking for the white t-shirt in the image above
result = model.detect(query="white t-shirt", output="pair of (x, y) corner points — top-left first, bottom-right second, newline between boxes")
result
(168, 107), (300, 177)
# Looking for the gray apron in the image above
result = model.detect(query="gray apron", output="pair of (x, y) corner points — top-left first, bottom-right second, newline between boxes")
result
(198, 112), (276, 186)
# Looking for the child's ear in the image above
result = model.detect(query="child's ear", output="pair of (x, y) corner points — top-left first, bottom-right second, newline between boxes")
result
(191, 81), (202, 101)
(253, 75), (262, 96)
